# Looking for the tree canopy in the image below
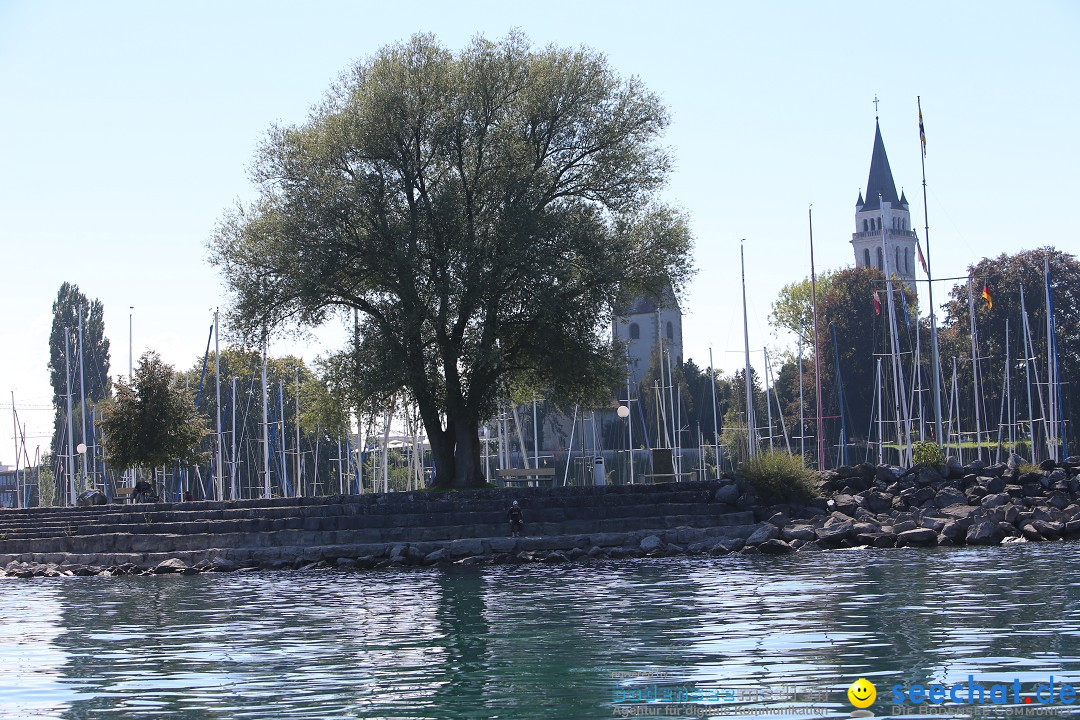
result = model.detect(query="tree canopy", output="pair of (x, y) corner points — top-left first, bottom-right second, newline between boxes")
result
(938, 247), (1079, 457)
(210, 32), (693, 487)
(102, 351), (208, 472)
(48, 282), (110, 467)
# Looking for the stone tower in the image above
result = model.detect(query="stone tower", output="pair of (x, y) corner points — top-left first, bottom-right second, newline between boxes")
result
(851, 120), (918, 289)
(612, 283), (683, 387)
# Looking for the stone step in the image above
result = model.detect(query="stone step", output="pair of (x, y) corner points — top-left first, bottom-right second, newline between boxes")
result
(0, 511), (755, 555)
(0, 502), (747, 542)
(0, 488), (723, 525)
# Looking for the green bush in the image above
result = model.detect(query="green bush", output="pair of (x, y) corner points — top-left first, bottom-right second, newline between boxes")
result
(912, 441), (945, 467)
(738, 450), (820, 504)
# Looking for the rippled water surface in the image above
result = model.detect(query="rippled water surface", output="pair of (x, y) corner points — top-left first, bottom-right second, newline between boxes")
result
(2, 543), (1080, 719)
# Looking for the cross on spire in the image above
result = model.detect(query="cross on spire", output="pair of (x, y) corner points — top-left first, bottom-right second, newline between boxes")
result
(873, 95), (879, 119)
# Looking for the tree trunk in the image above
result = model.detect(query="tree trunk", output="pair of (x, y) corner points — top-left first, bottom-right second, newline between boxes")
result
(452, 417), (484, 488)
(427, 421), (456, 489)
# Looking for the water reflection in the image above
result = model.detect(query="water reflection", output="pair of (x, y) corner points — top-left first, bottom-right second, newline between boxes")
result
(0, 543), (1076, 718)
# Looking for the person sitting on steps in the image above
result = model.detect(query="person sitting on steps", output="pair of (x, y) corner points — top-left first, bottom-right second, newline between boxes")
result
(508, 500), (524, 538)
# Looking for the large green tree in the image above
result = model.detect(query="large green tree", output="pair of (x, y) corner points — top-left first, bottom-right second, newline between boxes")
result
(101, 351), (208, 473)
(48, 282), (111, 478)
(770, 266), (916, 460)
(210, 33), (692, 488)
(938, 247), (1079, 457)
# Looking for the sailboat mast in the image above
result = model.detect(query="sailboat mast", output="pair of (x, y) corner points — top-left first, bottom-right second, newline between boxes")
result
(809, 208), (825, 470)
(77, 305), (88, 490)
(740, 240), (756, 459)
(918, 97), (945, 445)
(64, 329), (76, 504)
(231, 376), (238, 499)
(261, 346), (270, 499)
(879, 194), (913, 465)
(709, 346), (720, 479)
(214, 309), (223, 501)
(967, 275), (984, 461)
(1044, 255), (1060, 460)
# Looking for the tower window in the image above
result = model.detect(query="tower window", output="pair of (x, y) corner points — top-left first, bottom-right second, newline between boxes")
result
(863, 248), (871, 267)
(905, 248), (911, 274)
(666, 321), (674, 340)
(629, 322), (640, 340)
(863, 219), (868, 233)
(876, 247), (883, 271)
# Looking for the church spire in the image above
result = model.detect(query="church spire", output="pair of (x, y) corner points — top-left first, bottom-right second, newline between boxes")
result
(862, 120), (901, 212)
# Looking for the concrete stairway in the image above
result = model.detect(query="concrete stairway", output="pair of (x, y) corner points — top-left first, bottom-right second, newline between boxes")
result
(0, 480), (756, 569)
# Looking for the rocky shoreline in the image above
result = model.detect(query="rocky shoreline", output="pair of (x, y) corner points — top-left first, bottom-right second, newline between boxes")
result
(2, 454), (1079, 579)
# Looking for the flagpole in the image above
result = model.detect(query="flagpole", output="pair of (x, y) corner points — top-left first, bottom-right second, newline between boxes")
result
(918, 96), (944, 445)
(809, 207), (825, 471)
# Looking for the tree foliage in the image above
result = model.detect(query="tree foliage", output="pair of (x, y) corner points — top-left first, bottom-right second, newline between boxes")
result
(210, 33), (693, 487)
(48, 282), (110, 462)
(102, 352), (208, 472)
(938, 247), (1079, 455)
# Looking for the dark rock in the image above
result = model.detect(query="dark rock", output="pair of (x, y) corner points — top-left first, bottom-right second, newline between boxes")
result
(781, 526), (817, 542)
(714, 484), (740, 505)
(1032, 520), (1064, 540)
(1040, 459), (1057, 471)
(767, 512), (790, 527)
(892, 520), (918, 534)
(815, 522), (853, 547)
(830, 494), (858, 516)
(861, 491), (894, 514)
(940, 521), (966, 542)
(423, 548), (449, 565)
(981, 493), (1011, 508)
(966, 520), (1005, 545)
(934, 489), (968, 508)
(639, 535), (664, 553)
(757, 539), (795, 554)
(876, 465), (901, 483)
(152, 558), (188, 574)
(1020, 523), (1043, 541)
(745, 524), (780, 545)
(984, 476), (1007, 494)
(896, 528), (938, 546)
(798, 541), (823, 552)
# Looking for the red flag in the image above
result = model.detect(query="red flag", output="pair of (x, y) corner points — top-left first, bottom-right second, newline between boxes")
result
(873, 290), (882, 315)
(917, 241), (928, 276)
(982, 282), (993, 310)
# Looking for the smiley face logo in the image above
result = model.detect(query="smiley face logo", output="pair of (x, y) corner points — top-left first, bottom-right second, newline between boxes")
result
(848, 678), (876, 708)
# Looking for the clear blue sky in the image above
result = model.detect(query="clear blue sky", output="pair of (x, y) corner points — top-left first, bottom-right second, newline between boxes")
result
(2, 0), (1077, 465)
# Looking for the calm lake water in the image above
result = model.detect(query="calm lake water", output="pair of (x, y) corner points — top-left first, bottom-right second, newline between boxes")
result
(1, 543), (1079, 720)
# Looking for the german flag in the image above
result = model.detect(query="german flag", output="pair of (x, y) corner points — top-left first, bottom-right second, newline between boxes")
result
(873, 290), (882, 316)
(982, 282), (993, 310)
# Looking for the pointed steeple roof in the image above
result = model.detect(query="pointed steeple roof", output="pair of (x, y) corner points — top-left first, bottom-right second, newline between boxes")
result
(856, 190), (865, 208)
(899, 189), (909, 208)
(861, 120), (901, 212)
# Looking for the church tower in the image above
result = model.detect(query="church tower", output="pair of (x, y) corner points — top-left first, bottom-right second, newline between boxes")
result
(851, 119), (918, 289)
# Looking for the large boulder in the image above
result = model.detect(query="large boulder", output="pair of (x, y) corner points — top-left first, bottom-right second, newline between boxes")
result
(639, 535), (664, 553)
(896, 528), (938, 547)
(934, 488), (968, 508)
(745, 524), (780, 546)
(714, 483), (740, 505)
(757, 539), (795, 554)
(861, 490), (894, 514)
(966, 520), (1005, 545)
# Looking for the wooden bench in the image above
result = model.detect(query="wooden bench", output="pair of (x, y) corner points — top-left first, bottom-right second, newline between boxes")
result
(498, 467), (556, 489)
(114, 486), (135, 503)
